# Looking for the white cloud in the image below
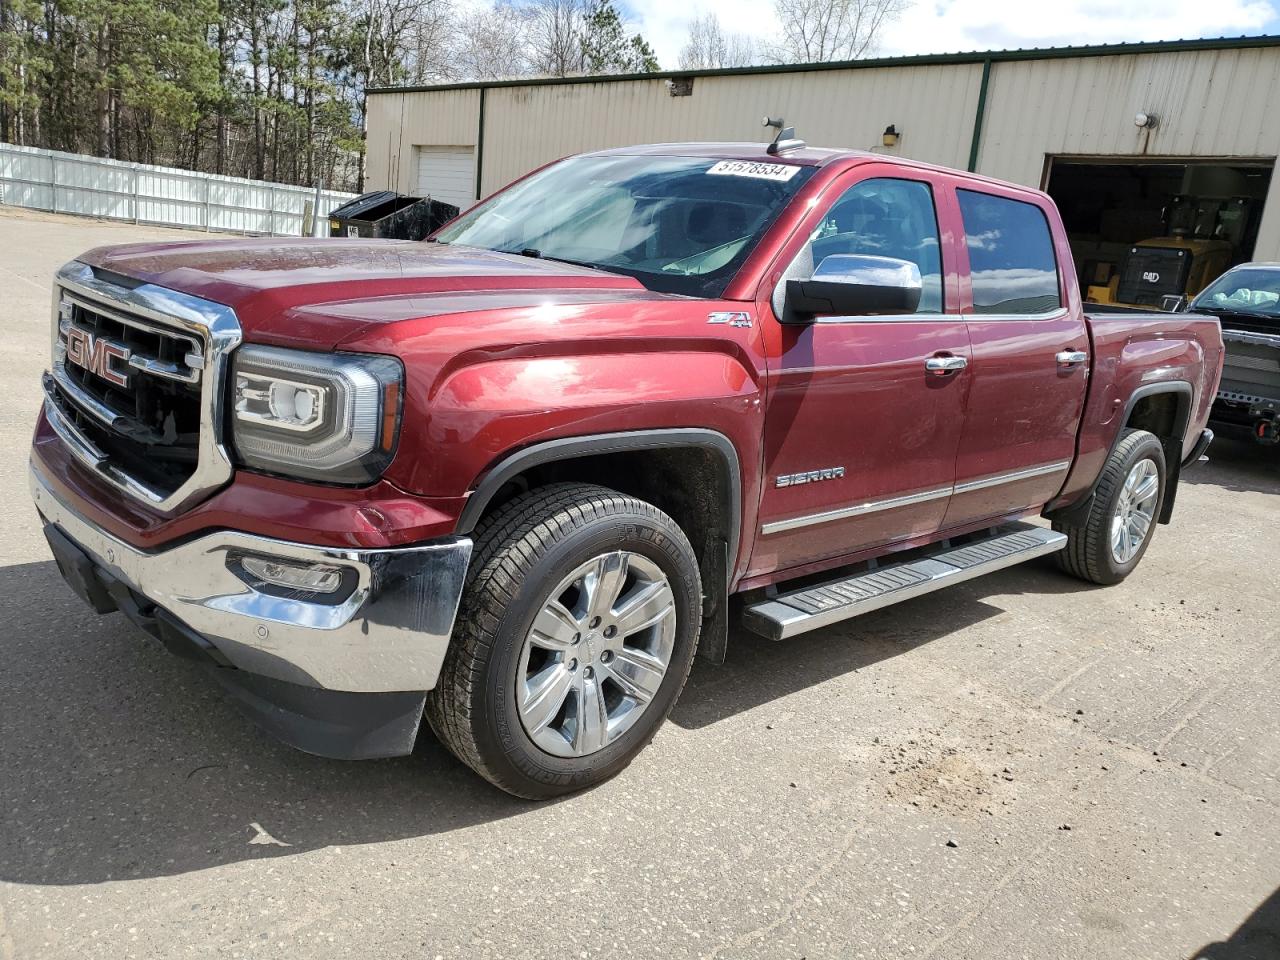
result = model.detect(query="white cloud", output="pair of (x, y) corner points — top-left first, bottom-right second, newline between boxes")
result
(629, 0), (1278, 69)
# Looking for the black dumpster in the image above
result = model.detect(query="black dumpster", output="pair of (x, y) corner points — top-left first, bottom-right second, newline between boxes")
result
(327, 192), (460, 241)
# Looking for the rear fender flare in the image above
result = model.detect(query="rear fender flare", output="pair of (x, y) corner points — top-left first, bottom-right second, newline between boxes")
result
(1055, 381), (1192, 525)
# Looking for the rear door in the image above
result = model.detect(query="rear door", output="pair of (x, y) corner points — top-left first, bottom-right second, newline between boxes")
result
(943, 186), (1089, 528)
(750, 166), (971, 578)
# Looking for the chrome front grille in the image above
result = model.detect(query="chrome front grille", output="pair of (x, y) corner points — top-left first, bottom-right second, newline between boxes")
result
(43, 261), (243, 515)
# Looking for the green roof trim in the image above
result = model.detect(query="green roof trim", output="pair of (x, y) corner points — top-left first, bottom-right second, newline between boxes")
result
(368, 34), (1280, 96)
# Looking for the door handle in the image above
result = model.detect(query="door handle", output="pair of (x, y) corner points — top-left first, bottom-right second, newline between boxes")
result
(1056, 350), (1088, 365)
(925, 356), (968, 375)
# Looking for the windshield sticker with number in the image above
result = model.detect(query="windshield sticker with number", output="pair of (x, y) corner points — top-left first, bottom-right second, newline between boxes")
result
(706, 160), (802, 182)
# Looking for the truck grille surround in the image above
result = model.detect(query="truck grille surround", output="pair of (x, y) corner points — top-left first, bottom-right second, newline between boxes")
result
(42, 261), (243, 515)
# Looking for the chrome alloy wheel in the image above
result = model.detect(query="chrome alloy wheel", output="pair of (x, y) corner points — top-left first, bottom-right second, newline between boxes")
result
(1111, 458), (1159, 564)
(515, 551), (677, 758)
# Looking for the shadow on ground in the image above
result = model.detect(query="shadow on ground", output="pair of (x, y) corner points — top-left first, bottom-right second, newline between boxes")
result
(1192, 886), (1280, 960)
(0, 436), (1269, 888)
(1182, 433), (1280, 496)
(0, 552), (1087, 887)
(671, 555), (1097, 730)
(0, 559), (539, 888)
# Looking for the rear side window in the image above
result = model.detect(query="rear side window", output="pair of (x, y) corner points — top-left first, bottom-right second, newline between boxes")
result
(958, 190), (1062, 315)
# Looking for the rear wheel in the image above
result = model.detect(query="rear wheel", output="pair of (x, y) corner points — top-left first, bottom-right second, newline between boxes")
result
(1054, 428), (1166, 585)
(425, 482), (702, 799)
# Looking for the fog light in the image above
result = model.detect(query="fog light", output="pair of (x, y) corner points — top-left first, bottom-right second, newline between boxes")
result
(240, 556), (344, 594)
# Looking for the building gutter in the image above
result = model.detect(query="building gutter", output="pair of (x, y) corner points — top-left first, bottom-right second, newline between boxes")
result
(967, 58), (992, 173)
(367, 34), (1280, 97)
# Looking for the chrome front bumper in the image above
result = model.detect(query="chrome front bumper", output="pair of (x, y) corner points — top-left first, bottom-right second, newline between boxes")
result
(30, 463), (472, 694)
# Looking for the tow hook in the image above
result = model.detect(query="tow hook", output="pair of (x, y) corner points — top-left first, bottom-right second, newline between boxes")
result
(1256, 418), (1280, 445)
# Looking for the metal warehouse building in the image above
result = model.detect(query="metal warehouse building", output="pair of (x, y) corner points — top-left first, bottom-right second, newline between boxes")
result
(367, 35), (1280, 300)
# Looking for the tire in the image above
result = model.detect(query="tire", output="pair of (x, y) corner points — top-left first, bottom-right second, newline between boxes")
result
(425, 482), (702, 799)
(1053, 428), (1167, 586)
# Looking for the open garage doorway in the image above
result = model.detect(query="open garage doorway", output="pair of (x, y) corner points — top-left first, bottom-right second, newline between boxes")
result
(1045, 158), (1274, 308)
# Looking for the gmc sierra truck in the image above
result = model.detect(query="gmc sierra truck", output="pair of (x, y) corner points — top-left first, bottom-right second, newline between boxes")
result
(31, 141), (1223, 799)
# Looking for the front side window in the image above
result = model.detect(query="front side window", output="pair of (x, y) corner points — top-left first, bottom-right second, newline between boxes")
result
(433, 155), (816, 297)
(776, 177), (944, 316)
(958, 190), (1062, 315)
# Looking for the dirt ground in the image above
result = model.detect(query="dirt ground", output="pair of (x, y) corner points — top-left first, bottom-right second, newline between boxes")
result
(1, 206), (1278, 960)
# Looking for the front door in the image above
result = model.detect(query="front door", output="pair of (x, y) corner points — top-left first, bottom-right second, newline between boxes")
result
(943, 187), (1089, 529)
(750, 171), (971, 579)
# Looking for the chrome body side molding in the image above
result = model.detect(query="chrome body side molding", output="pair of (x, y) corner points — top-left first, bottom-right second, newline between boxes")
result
(762, 460), (1071, 535)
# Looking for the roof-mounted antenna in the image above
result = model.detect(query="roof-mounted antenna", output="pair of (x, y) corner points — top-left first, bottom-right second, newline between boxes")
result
(762, 116), (806, 155)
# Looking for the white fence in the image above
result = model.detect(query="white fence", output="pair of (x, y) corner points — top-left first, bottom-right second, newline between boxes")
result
(0, 142), (356, 236)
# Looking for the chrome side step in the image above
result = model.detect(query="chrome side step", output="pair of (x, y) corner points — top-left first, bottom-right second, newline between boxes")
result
(742, 523), (1067, 641)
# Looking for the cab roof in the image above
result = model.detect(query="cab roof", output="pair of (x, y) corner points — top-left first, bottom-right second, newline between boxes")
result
(583, 141), (860, 167)
(579, 141), (1053, 202)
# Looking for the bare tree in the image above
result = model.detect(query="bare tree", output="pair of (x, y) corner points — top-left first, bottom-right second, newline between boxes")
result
(404, 0), (458, 84)
(526, 0), (586, 76)
(771, 0), (906, 63)
(678, 13), (756, 69)
(451, 3), (533, 80)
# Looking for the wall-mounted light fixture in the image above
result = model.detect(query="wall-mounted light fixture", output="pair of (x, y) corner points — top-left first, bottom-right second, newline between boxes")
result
(1134, 112), (1159, 129)
(882, 124), (900, 147)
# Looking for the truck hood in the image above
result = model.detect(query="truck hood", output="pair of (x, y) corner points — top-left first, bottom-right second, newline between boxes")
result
(78, 238), (653, 349)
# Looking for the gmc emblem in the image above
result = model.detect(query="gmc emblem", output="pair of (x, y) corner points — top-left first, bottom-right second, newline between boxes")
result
(65, 326), (131, 388)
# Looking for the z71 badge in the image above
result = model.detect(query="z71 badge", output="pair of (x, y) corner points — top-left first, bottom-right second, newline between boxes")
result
(776, 466), (846, 488)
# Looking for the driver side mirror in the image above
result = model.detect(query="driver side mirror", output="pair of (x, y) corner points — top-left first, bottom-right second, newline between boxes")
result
(782, 254), (923, 324)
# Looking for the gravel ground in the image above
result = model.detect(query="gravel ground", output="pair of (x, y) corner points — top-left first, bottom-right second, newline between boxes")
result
(1, 207), (1278, 960)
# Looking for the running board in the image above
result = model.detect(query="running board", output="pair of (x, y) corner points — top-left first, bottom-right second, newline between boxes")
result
(742, 523), (1067, 641)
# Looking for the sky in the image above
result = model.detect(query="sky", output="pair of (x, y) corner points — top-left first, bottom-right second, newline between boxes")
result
(628, 0), (1280, 69)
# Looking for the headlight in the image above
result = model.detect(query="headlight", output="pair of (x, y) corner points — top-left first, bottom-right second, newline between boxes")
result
(231, 345), (403, 484)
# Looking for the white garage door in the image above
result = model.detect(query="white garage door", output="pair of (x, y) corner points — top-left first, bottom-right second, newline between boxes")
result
(415, 146), (475, 210)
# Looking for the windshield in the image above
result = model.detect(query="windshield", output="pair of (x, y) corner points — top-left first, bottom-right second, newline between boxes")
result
(433, 154), (816, 297)
(1193, 266), (1280, 316)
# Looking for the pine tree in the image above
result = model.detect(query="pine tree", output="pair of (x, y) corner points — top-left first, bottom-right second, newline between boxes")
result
(580, 0), (658, 74)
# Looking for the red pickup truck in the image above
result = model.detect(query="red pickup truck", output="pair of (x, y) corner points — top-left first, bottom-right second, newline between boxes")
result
(31, 141), (1223, 798)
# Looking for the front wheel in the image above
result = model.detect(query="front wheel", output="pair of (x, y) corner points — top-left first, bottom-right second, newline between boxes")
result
(425, 483), (702, 799)
(1054, 428), (1166, 585)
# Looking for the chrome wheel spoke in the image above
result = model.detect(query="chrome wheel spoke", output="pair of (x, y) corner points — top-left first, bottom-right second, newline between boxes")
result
(1130, 510), (1152, 538)
(1111, 516), (1127, 559)
(612, 579), (675, 637)
(529, 600), (581, 651)
(573, 676), (610, 754)
(1132, 473), (1158, 506)
(585, 552), (628, 620)
(606, 648), (664, 703)
(520, 664), (575, 734)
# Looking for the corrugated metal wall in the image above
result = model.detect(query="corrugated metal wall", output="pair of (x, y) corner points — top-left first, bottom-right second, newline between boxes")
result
(366, 88), (481, 196)
(367, 44), (1280, 259)
(977, 48), (1280, 181)
(478, 63), (983, 191)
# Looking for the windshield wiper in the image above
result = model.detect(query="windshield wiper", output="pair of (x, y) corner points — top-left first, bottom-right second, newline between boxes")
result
(1207, 306), (1279, 319)
(509, 247), (606, 272)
